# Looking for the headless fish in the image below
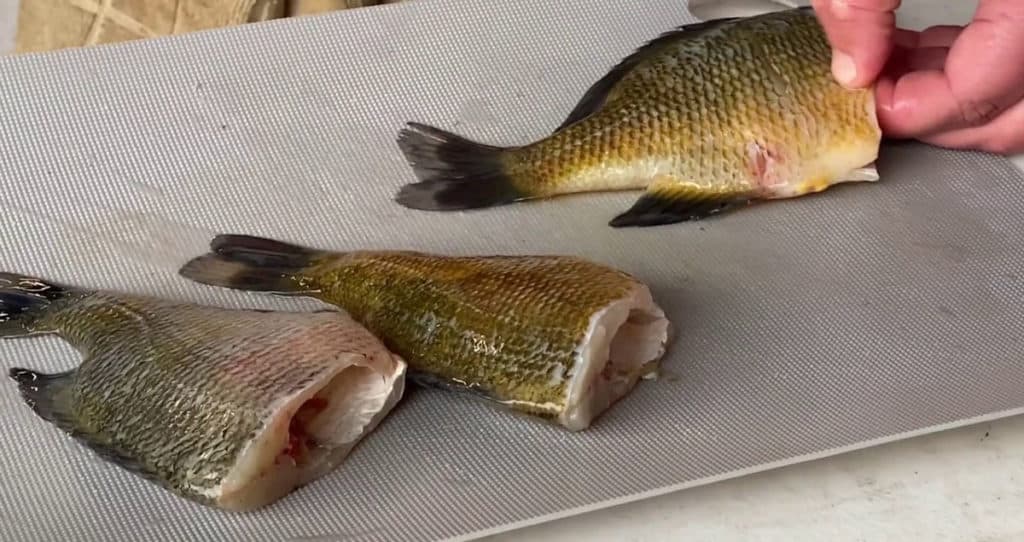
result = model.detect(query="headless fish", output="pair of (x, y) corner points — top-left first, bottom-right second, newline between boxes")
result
(0, 272), (406, 511)
(394, 8), (881, 227)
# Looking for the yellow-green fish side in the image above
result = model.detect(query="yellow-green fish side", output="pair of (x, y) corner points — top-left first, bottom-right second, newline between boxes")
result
(179, 235), (672, 431)
(1, 273), (406, 511)
(394, 8), (881, 227)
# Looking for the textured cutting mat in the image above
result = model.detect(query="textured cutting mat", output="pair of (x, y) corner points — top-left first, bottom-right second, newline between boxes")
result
(1, 1), (1023, 541)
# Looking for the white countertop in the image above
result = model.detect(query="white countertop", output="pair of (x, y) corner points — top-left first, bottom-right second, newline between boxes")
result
(1, 2), (1021, 541)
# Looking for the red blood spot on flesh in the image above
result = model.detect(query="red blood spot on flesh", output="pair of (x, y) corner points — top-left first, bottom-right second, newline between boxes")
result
(747, 142), (785, 189)
(752, 148), (768, 179)
(303, 397), (329, 413)
(280, 397), (331, 463)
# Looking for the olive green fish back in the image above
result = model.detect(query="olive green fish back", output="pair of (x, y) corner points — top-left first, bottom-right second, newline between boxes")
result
(516, 8), (875, 197)
(305, 252), (640, 416)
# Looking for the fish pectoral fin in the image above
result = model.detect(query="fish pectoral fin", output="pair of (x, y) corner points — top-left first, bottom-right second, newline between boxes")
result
(552, 16), (742, 133)
(9, 366), (161, 484)
(841, 162), (880, 182)
(608, 178), (751, 228)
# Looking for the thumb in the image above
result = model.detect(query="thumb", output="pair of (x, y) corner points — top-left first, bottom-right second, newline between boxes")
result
(811, 0), (901, 88)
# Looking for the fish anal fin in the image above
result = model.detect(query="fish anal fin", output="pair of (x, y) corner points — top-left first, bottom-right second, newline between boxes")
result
(553, 16), (742, 133)
(9, 367), (164, 487)
(608, 177), (752, 228)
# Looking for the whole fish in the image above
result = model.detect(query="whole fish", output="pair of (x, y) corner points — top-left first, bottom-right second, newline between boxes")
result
(1, 273), (406, 511)
(179, 234), (672, 431)
(394, 7), (881, 227)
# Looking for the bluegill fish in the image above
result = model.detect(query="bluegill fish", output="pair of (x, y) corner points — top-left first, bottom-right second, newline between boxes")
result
(1, 273), (406, 511)
(394, 7), (881, 227)
(179, 234), (672, 431)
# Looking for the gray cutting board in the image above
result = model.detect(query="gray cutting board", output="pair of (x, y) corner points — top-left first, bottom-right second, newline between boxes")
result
(1, 1), (1022, 540)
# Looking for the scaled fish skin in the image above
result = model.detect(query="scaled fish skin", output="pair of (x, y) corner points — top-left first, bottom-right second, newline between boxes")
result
(0, 273), (406, 512)
(394, 8), (881, 227)
(179, 234), (672, 431)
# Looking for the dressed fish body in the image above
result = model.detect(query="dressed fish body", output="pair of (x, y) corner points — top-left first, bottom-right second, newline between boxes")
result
(179, 234), (672, 431)
(1, 273), (406, 511)
(394, 8), (881, 227)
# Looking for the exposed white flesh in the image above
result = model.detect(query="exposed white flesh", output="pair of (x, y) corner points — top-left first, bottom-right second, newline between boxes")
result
(560, 284), (672, 431)
(216, 352), (407, 511)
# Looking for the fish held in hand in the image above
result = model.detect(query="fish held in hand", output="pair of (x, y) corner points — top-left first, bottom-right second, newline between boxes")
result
(0, 273), (406, 511)
(394, 8), (881, 227)
(179, 234), (672, 431)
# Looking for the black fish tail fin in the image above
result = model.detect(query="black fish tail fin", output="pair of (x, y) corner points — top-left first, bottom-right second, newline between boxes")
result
(394, 122), (527, 211)
(178, 234), (325, 294)
(8, 367), (77, 429)
(0, 273), (75, 337)
(10, 367), (156, 481)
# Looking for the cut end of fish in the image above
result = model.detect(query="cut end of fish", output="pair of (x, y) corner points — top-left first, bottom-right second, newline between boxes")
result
(215, 353), (407, 512)
(559, 284), (671, 431)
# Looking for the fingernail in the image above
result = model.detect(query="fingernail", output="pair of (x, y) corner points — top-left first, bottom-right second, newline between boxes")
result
(831, 51), (857, 86)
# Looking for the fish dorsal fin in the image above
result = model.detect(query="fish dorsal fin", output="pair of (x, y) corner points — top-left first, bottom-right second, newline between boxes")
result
(552, 16), (741, 133)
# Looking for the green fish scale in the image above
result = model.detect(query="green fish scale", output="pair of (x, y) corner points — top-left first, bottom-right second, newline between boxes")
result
(41, 293), (353, 503)
(506, 9), (873, 196)
(300, 252), (640, 415)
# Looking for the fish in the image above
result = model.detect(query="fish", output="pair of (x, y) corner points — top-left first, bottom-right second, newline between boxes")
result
(393, 7), (881, 227)
(178, 234), (672, 431)
(0, 272), (406, 511)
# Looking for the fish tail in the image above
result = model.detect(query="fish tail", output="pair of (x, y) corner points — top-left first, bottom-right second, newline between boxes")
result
(9, 366), (143, 473)
(8, 367), (77, 428)
(0, 273), (75, 337)
(394, 122), (527, 211)
(178, 234), (323, 293)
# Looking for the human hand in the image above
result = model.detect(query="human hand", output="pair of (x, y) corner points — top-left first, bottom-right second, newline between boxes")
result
(811, 0), (1024, 155)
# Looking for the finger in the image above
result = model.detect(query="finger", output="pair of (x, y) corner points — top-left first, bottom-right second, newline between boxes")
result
(902, 46), (950, 71)
(892, 28), (921, 48)
(811, 0), (901, 88)
(882, 43), (949, 76)
(916, 25), (964, 48)
(876, 1), (1024, 137)
(919, 97), (1024, 155)
(874, 71), (959, 138)
(881, 28), (959, 83)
